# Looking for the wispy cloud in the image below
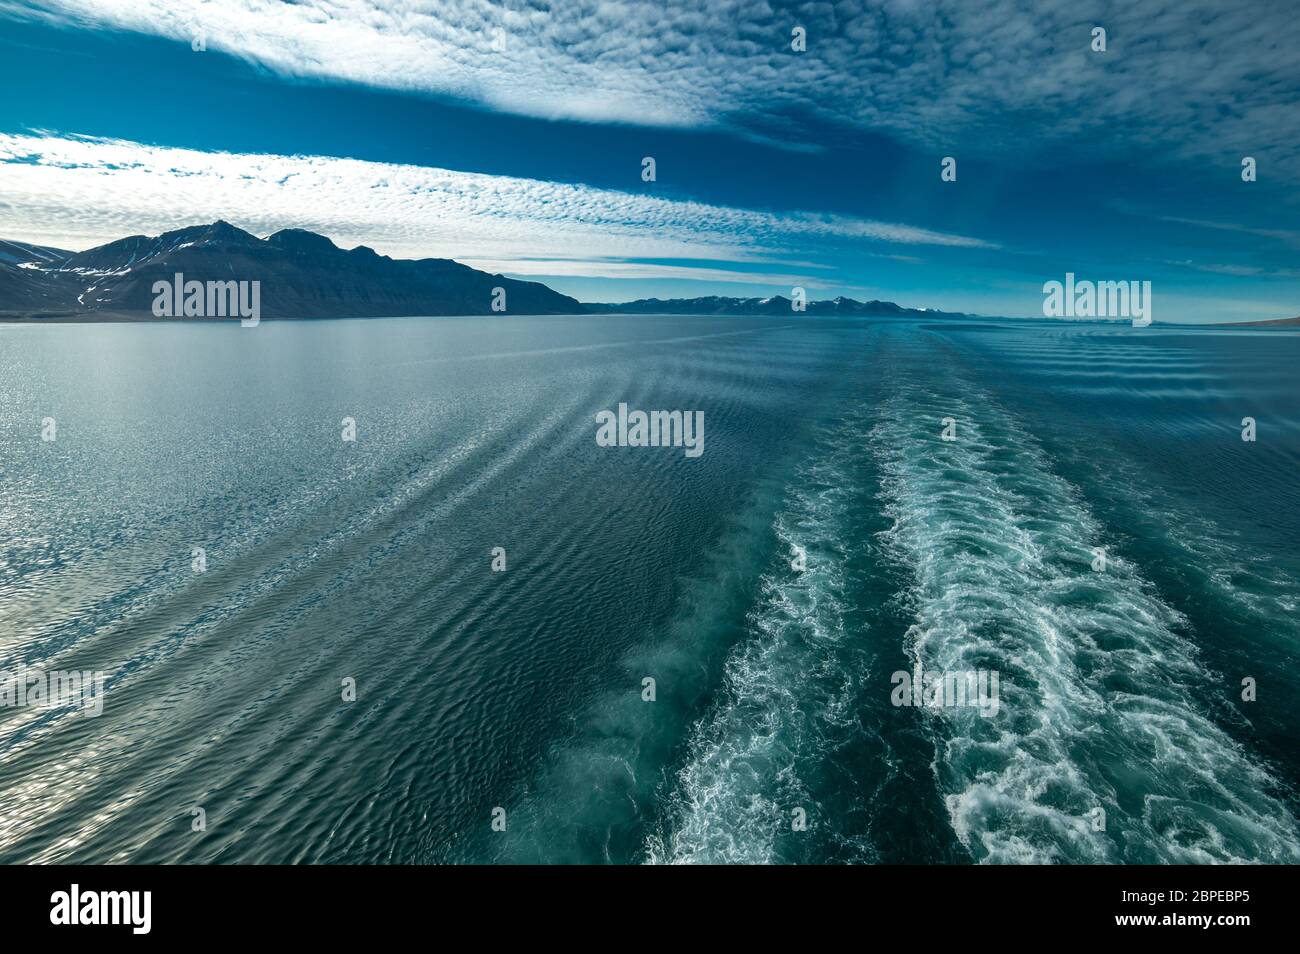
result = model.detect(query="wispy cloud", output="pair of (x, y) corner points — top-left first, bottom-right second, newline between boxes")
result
(1155, 215), (1300, 249)
(460, 258), (852, 290)
(0, 133), (990, 282)
(8, 0), (1298, 169)
(1165, 259), (1300, 280)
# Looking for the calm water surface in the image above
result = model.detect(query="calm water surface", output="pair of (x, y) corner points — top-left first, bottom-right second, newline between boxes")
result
(1, 315), (1296, 863)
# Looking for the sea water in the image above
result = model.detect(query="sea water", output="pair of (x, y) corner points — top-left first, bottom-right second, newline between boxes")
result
(1, 315), (1296, 863)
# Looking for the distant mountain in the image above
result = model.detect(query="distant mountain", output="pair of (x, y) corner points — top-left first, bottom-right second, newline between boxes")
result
(1228, 315), (1300, 327)
(0, 239), (74, 266)
(1, 222), (975, 322)
(0, 239), (81, 313)
(0, 221), (581, 319)
(587, 294), (953, 317)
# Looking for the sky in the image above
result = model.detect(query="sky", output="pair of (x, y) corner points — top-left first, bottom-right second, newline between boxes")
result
(0, 0), (1297, 320)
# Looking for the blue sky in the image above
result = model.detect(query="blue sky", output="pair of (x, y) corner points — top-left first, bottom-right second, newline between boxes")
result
(0, 0), (1297, 320)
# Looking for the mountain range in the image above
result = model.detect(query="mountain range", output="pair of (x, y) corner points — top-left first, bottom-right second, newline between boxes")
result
(586, 295), (933, 316)
(0, 221), (959, 321)
(5, 221), (1290, 325)
(0, 222), (581, 320)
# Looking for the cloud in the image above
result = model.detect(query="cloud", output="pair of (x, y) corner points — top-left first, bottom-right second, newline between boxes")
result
(1155, 215), (1300, 250)
(0, 132), (990, 281)
(7, 0), (1298, 170)
(460, 258), (850, 289)
(1164, 259), (1300, 280)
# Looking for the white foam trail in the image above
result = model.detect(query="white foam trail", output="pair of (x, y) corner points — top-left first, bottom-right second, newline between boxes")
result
(649, 416), (871, 864)
(871, 358), (1300, 863)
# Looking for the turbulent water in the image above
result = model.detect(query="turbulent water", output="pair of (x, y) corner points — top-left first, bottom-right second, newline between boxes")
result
(1, 315), (1297, 864)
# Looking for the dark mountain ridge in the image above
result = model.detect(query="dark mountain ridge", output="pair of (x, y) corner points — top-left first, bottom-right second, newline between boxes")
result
(0, 221), (581, 319)
(0, 225), (950, 320)
(586, 294), (941, 317)
(15, 221), (1282, 324)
